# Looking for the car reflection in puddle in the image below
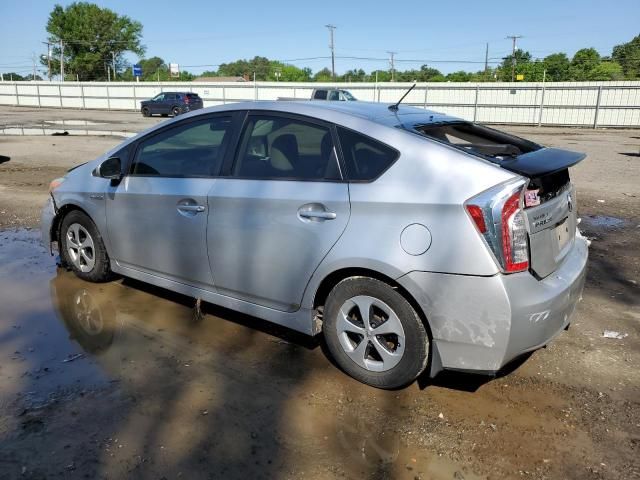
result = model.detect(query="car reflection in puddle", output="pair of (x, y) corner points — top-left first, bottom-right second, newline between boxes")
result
(1, 229), (477, 479)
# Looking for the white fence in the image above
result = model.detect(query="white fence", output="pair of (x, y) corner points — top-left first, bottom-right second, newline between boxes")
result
(1, 80), (639, 128)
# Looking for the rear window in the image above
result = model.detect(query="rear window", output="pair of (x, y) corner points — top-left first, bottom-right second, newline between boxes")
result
(415, 122), (540, 159)
(337, 127), (399, 181)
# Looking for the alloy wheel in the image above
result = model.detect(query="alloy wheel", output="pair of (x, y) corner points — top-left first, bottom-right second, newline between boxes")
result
(66, 223), (96, 273)
(336, 295), (406, 372)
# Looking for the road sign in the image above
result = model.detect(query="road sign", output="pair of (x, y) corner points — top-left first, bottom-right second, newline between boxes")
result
(132, 64), (142, 77)
(169, 63), (180, 78)
(516, 74), (525, 81)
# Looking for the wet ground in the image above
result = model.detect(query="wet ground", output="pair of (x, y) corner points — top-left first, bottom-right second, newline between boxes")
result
(0, 107), (639, 479)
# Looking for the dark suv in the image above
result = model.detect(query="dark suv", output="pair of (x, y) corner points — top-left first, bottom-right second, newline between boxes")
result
(140, 92), (203, 117)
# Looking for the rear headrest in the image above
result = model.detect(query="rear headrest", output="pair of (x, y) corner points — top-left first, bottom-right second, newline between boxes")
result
(271, 134), (299, 171)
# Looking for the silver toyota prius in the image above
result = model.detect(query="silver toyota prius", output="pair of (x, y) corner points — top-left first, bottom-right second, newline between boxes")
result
(41, 101), (588, 389)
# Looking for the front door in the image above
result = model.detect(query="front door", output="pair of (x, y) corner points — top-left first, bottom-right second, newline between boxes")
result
(106, 114), (235, 289)
(207, 112), (350, 312)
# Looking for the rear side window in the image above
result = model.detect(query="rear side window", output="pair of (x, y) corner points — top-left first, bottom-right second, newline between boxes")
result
(186, 93), (200, 99)
(131, 117), (232, 177)
(233, 115), (340, 181)
(314, 90), (327, 100)
(336, 127), (399, 181)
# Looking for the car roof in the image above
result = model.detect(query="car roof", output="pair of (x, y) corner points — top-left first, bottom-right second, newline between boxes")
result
(192, 100), (459, 128)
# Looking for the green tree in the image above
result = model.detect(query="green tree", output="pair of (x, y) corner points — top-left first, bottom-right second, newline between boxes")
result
(612, 34), (640, 79)
(585, 61), (624, 80)
(569, 48), (601, 80)
(496, 50), (532, 81)
(1, 72), (25, 81)
(313, 67), (333, 81)
(43, 2), (144, 81)
(542, 53), (571, 81)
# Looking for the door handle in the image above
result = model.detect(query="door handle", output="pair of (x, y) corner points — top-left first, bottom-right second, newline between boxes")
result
(299, 210), (337, 220)
(177, 204), (205, 212)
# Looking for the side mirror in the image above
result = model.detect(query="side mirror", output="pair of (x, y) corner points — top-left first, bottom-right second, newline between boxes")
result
(96, 157), (122, 180)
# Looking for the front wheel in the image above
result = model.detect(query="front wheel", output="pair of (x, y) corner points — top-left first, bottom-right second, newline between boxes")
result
(60, 210), (112, 282)
(323, 277), (429, 389)
(142, 107), (150, 117)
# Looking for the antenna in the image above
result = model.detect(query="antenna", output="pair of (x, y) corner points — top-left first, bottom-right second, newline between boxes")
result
(388, 83), (416, 111)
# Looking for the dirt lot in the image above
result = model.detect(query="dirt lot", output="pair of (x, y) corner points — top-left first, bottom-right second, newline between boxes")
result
(0, 106), (638, 480)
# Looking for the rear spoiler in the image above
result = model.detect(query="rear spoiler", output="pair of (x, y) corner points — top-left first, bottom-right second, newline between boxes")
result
(496, 148), (586, 177)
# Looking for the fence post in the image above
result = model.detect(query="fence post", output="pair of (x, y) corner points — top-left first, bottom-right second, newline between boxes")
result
(222, 85), (226, 104)
(14, 82), (20, 106)
(35, 83), (41, 108)
(293, 87), (297, 99)
(58, 83), (62, 108)
(593, 85), (603, 129)
(81, 83), (86, 110)
(423, 85), (428, 109)
(537, 82), (546, 126)
(106, 84), (111, 111)
(473, 85), (480, 122)
(132, 84), (136, 111)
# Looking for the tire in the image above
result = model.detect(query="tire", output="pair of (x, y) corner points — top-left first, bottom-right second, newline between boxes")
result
(60, 210), (112, 283)
(142, 107), (150, 117)
(323, 277), (429, 389)
(171, 106), (181, 116)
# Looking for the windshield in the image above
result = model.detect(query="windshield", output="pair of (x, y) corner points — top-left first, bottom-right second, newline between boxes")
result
(414, 122), (540, 159)
(341, 90), (357, 101)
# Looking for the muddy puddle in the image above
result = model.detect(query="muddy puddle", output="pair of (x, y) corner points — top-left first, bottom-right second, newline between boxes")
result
(0, 228), (484, 479)
(580, 214), (627, 229)
(0, 126), (135, 138)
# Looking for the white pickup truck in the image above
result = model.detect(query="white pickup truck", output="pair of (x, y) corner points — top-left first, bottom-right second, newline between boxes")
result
(278, 88), (357, 101)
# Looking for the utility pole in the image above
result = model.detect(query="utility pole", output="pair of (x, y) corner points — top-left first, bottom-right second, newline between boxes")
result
(325, 24), (336, 80)
(506, 35), (522, 82)
(111, 52), (117, 81)
(484, 43), (489, 80)
(32, 52), (37, 80)
(59, 39), (64, 82)
(387, 51), (396, 82)
(42, 42), (52, 80)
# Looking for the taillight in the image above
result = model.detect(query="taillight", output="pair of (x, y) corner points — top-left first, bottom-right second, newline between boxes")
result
(501, 192), (529, 272)
(465, 205), (487, 233)
(465, 179), (530, 274)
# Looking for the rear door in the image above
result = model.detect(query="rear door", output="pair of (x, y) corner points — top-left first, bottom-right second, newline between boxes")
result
(106, 113), (238, 289)
(207, 111), (350, 312)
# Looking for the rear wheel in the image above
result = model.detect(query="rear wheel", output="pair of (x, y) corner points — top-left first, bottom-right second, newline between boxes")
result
(60, 211), (112, 283)
(323, 277), (429, 389)
(172, 106), (181, 116)
(142, 107), (150, 117)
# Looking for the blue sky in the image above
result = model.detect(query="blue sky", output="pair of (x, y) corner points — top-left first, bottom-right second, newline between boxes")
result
(1, 0), (638, 77)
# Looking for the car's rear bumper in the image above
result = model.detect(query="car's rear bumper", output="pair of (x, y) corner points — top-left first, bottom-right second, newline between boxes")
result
(397, 233), (588, 376)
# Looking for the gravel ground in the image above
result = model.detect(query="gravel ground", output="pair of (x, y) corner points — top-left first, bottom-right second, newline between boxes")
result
(0, 106), (638, 480)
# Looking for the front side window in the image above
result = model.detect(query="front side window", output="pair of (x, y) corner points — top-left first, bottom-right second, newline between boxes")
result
(131, 117), (232, 177)
(328, 90), (340, 101)
(336, 127), (399, 181)
(233, 115), (340, 181)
